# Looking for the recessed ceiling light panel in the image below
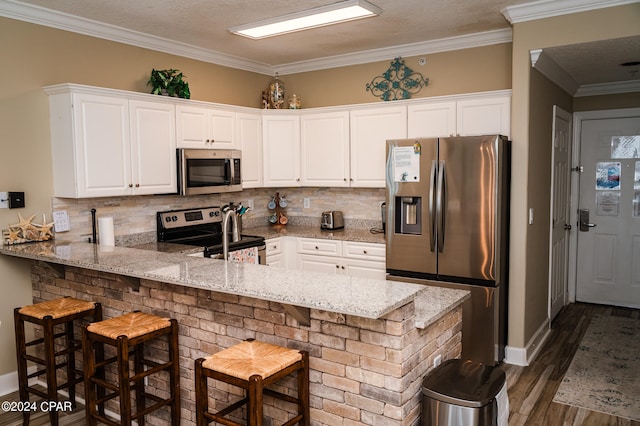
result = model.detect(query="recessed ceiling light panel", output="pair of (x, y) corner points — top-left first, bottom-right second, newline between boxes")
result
(228, 0), (382, 39)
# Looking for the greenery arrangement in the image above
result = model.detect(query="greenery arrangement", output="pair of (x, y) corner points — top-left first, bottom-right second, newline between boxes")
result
(147, 68), (191, 99)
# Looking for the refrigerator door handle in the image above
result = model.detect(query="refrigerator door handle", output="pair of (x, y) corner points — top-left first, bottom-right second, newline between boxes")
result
(429, 160), (437, 252)
(436, 161), (446, 252)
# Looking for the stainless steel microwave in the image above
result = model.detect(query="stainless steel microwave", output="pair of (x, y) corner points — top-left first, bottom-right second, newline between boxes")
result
(177, 149), (242, 195)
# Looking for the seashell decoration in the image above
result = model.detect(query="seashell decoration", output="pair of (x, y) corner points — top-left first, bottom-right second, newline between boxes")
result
(3, 213), (55, 245)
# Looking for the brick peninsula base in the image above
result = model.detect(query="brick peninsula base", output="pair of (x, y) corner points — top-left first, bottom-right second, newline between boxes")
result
(29, 262), (462, 426)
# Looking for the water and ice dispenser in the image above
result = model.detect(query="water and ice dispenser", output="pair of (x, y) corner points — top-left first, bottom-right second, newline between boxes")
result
(395, 196), (422, 235)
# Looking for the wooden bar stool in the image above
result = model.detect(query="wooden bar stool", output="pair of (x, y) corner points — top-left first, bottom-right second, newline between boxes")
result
(82, 311), (180, 426)
(195, 339), (309, 426)
(14, 296), (102, 426)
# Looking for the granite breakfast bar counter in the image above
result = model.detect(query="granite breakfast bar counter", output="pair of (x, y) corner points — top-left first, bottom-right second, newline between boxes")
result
(1, 241), (468, 426)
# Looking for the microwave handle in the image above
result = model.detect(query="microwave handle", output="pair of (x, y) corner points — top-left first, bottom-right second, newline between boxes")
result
(225, 159), (232, 184)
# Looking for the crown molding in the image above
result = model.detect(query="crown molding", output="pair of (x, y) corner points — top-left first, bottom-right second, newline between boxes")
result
(575, 79), (640, 97)
(502, 0), (639, 23)
(530, 49), (640, 97)
(1, 0), (510, 76)
(274, 28), (512, 75)
(0, 0), (272, 74)
(530, 49), (579, 95)
(276, 29), (512, 75)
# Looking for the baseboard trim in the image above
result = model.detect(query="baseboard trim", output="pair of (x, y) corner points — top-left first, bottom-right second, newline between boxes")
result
(0, 367), (38, 397)
(504, 318), (551, 366)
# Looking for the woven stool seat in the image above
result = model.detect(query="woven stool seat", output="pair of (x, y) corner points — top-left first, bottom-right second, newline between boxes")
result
(14, 296), (101, 426)
(203, 340), (303, 381)
(19, 297), (97, 320)
(196, 338), (309, 426)
(83, 311), (180, 426)
(87, 311), (171, 339)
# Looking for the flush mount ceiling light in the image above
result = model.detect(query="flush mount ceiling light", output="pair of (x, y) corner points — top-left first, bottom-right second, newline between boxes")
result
(228, 0), (382, 39)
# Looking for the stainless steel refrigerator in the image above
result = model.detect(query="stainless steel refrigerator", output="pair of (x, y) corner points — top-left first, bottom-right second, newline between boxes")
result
(385, 135), (510, 365)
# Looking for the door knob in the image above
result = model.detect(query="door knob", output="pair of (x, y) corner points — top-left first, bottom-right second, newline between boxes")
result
(564, 224), (572, 230)
(578, 209), (596, 232)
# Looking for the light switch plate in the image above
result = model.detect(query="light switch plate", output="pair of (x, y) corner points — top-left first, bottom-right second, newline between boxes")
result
(0, 192), (8, 209)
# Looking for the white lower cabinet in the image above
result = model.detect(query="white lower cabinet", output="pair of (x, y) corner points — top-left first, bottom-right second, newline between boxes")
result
(265, 237), (284, 268)
(295, 238), (385, 279)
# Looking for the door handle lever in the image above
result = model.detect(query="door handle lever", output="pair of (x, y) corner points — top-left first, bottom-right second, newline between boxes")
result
(578, 209), (597, 232)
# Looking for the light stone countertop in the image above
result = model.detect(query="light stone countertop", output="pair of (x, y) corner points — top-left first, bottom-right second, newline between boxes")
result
(1, 241), (468, 325)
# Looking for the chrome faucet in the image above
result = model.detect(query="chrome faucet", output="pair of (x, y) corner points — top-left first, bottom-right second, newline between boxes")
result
(221, 205), (240, 261)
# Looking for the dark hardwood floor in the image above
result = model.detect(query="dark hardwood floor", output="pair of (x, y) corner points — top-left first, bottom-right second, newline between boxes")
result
(503, 302), (640, 426)
(1, 302), (637, 425)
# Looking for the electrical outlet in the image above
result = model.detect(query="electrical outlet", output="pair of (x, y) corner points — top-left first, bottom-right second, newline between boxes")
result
(247, 199), (254, 209)
(303, 198), (310, 208)
(433, 354), (442, 368)
(0, 192), (8, 209)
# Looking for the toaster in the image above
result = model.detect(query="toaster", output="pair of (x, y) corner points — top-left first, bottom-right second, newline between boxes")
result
(321, 211), (344, 230)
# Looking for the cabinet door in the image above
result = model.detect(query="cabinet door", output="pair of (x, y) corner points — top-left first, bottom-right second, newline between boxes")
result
(129, 100), (177, 195)
(208, 109), (236, 148)
(342, 258), (386, 279)
(456, 96), (511, 137)
(73, 93), (131, 197)
(350, 106), (407, 187)
(237, 113), (263, 188)
(176, 105), (208, 148)
(297, 254), (340, 275)
(263, 115), (300, 187)
(300, 111), (350, 187)
(408, 101), (456, 138)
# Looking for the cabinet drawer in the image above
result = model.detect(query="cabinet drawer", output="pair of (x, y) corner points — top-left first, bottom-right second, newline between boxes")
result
(342, 241), (385, 261)
(297, 238), (342, 257)
(265, 238), (282, 255)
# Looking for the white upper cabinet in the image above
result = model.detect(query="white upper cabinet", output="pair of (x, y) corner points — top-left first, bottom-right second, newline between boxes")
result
(350, 105), (407, 188)
(237, 112), (263, 188)
(262, 114), (301, 187)
(46, 87), (176, 198)
(408, 94), (511, 138)
(129, 100), (177, 195)
(300, 111), (350, 187)
(407, 101), (456, 138)
(176, 105), (236, 148)
(456, 95), (510, 137)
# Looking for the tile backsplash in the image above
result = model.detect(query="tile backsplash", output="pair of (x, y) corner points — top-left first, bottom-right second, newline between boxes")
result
(51, 187), (385, 244)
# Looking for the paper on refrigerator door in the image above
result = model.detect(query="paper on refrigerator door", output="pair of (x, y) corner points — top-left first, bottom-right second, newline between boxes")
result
(392, 146), (420, 182)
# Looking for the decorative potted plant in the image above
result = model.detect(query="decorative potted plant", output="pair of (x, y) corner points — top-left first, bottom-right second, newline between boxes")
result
(147, 68), (191, 99)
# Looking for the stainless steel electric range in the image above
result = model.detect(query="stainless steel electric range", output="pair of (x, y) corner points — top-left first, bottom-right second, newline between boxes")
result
(156, 206), (266, 264)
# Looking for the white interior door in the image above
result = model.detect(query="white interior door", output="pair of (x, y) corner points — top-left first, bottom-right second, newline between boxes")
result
(576, 115), (640, 308)
(549, 106), (572, 321)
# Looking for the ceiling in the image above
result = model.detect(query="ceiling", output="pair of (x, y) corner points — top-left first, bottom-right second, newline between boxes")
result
(2, 0), (640, 91)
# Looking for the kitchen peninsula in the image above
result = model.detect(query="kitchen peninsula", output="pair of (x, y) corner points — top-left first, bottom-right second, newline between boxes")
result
(1, 241), (468, 425)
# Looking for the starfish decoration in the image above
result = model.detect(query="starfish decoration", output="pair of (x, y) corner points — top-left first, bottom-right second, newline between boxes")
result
(11, 213), (36, 234)
(6, 227), (22, 243)
(36, 214), (55, 240)
(4, 212), (56, 244)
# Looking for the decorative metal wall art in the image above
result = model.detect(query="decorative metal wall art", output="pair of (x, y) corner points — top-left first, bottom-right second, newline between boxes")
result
(366, 57), (428, 101)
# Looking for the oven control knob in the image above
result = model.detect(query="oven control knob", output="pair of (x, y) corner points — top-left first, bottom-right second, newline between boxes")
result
(165, 217), (171, 222)
(172, 215), (178, 221)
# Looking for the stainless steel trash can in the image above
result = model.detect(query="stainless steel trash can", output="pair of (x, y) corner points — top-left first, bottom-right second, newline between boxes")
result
(422, 359), (506, 426)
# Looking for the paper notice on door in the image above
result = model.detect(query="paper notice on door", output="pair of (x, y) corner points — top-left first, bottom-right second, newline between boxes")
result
(611, 135), (640, 159)
(596, 162), (621, 190)
(392, 146), (420, 182)
(596, 191), (620, 216)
